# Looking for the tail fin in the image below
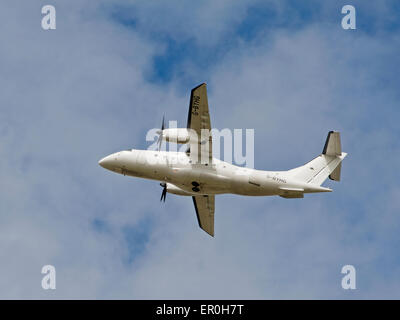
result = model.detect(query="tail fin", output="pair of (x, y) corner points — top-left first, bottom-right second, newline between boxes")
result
(322, 131), (342, 157)
(288, 131), (347, 186)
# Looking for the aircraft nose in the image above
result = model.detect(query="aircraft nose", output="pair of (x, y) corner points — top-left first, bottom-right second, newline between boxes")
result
(98, 157), (105, 167)
(98, 154), (115, 169)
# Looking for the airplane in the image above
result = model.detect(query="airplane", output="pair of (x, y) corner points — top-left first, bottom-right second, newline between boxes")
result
(99, 83), (347, 237)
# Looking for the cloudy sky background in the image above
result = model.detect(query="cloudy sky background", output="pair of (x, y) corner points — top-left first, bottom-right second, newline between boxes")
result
(0, 0), (399, 298)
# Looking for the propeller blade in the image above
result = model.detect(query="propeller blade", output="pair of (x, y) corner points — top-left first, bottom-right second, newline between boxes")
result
(157, 115), (165, 151)
(160, 182), (167, 202)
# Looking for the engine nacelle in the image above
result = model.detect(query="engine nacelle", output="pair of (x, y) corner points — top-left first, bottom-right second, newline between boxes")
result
(166, 183), (192, 196)
(162, 128), (190, 144)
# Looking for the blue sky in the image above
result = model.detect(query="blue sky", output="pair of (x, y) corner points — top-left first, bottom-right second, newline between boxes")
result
(0, 0), (399, 298)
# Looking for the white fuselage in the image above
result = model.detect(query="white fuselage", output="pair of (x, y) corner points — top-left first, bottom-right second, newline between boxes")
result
(99, 150), (330, 197)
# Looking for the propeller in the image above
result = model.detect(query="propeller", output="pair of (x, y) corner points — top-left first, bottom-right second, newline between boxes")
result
(160, 182), (167, 202)
(156, 115), (165, 151)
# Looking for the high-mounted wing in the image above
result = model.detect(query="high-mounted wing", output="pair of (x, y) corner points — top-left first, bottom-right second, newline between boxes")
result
(187, 83), (212, 164)
(192, 195), (215, 237)
(187, 84), (215, 236)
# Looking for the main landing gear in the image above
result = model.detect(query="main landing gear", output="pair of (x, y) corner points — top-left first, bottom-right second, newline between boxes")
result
(191, 181), (200, 192)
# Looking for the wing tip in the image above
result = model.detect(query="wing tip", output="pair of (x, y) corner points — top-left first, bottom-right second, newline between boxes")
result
(187, 83), (207, 128)
(192, 196), (215, 237)
(191, 83), (207, 92)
